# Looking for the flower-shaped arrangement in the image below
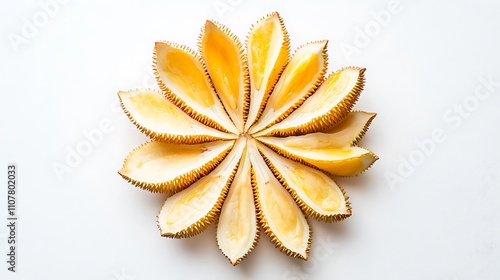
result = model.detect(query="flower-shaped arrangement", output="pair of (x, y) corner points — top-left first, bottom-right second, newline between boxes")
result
(118, 12), (377, 265)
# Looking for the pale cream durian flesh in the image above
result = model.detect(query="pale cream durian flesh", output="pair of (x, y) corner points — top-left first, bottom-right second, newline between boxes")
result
(118, 11), (378, 265)
(216, 146), (258, 265)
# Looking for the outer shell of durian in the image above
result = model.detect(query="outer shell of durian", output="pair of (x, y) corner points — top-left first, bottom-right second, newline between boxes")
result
(217, 147), (258, 265)
(157, 138), (246, 238)
(257, 143), (351, 222)
(118, 89), (236, 143)
(119, 140), (234, 193)
(249, 139), (310, 260)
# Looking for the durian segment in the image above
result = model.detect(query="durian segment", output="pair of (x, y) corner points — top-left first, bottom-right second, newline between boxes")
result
(256, 67), (365, 137)
(248, 140), (310, 260)
(200, 21), (249, 133)
(321, 111), (376, 145)
(119, 140), (234, 193)
(154, 42), (239, 134)
(248, 41), (328, 135)
(118, 89), (236, 143)
(258, 137), (378, 177)
(217, 147), (258, 265)
(262, 111), (376, 149)
(257, 143), (351, 222)
(245, 12), (289, 131)
(157, 138), (246, 238)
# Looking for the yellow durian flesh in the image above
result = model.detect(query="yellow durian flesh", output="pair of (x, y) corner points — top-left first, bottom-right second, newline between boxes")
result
(248, 41), (327, 134)
(258, 67), (365, 137)
(119, 140), (234, 193)
(157, 138), (246, 238)
(245, 12), (289, 131)
(155, 42), (216, 108)
(306, 148), (377, 177)
(154, 42), (238, 134)
(249, 140), (310, 259)
(258, 137), (377, 177)
(261, 111), (376, 149)
(257, 143), (350, 222)
(217, 148), (258, 265)
(117, 11), (380, 266)
(200, 21), (248, 132)
(118, 89), (236, 143)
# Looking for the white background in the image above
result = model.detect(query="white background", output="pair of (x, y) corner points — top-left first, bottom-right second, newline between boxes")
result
(1, 0), (500, 279)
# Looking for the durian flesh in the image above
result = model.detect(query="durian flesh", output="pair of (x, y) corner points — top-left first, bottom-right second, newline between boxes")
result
(216, 146), (258, 265)
(119, 140), (234, 193)
(157, 138), (245, 238)
(118, 11), (378, 265)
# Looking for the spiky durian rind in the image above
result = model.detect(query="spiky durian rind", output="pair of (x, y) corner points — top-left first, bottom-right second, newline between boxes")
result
(343, 146), (379, 176)
(118, 141), (233, 193)
(257, 147), (352, 222)
(198, 20), (250, 130)
(244, 11), (290, 130)
(157, 159), (239, 239)
(351, 113), (376, 145)
(265, 67), (365, 137)
(118, 89), (236, 144)
(250, 167), (311, 260)
(153, 42), (237, 134)
(217, 230), (260, 266)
